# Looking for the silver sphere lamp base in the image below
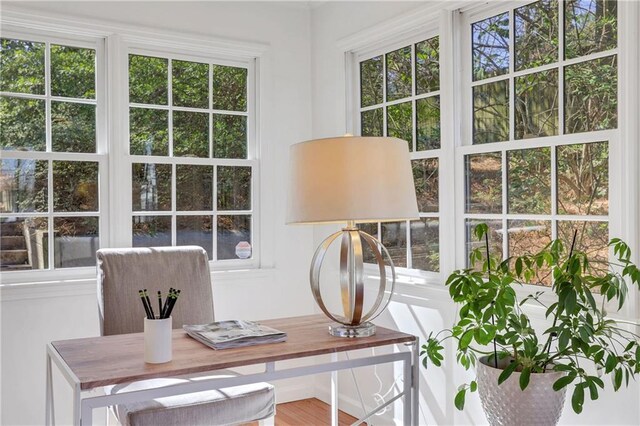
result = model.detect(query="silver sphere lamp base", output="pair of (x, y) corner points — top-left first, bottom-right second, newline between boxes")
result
(310, 221), (396, 338)
(329, 322), (376, 338)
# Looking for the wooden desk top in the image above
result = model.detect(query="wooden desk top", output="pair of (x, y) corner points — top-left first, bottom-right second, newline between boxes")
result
(51, 315), (416, 390)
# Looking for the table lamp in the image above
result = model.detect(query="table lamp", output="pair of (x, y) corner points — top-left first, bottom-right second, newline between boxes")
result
(288, 136), (419, 337)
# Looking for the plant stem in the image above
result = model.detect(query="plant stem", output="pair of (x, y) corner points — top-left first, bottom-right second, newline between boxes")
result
(485, 231), (498, 368)
(542, 229), (578, 372)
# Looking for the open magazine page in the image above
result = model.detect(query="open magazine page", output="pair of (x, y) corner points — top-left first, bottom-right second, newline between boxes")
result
(183, 320), (287, 349)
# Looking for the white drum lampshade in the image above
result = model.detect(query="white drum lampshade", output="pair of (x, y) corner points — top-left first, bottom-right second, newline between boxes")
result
(288, 136), (419, 337)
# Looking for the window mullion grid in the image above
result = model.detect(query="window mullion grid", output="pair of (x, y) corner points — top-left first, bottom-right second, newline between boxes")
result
(558, 0), (565, 137)
(508, 8), (515, 144)
(501, 149), (508, 259)
(551, 145), (558, 242)
(411, 42), (417, 153)
(212, 165), (218, 262)
(44, 42), (54, 270)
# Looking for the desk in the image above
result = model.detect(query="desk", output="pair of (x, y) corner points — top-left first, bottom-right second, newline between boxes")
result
(46, 314), (419, 425)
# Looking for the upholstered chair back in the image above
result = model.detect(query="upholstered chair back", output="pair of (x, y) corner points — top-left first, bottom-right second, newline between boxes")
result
(97, 246), (214, 336)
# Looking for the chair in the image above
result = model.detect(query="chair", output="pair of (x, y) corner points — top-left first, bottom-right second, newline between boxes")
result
(96, 246), (275, 426)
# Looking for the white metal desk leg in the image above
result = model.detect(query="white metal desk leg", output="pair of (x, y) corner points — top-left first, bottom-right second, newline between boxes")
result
(80, 400), (92, 426)
(412, 340), (419, 425)
(403, 352), (412, 425)
(73, 383), (82, 425)
(331, 352), (339, 426)
(46, 352), (55, 426)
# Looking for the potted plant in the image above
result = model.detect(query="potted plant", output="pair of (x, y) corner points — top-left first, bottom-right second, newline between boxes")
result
(422, 223), (640, 425)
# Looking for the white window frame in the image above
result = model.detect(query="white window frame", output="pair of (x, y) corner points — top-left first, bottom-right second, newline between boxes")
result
(0, 25), (109, 282)
(342, 1), (639, 319)
(122, 43), (260, 270)
(0, 8), (268, 285)
(457, 0), (620, 281)
(344, 11), (454, 286)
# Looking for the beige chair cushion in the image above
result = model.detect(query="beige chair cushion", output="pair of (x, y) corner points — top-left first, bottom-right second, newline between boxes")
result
(109, 372), (275, 426)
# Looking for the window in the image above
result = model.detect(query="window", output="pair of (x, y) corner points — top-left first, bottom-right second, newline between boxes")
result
(128, 53), (256, 263)
(0, 34), (105, 271)
(462, 0), (617, 284)
(357, 34), (441, 272)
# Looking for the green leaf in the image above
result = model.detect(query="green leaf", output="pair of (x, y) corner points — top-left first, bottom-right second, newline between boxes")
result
(454, 388), (466, 411)
(459, 329), (474, 350)
(498, 361), (519, 385)
(519, 367), (531, 391)
(588, 381), (599, 400)
(614, 368), (623, 391)
(470, 380), (477, 392)
(553, 375), (575, 391)
(571, 384), (584, 414)
(565, 290), (577, 314)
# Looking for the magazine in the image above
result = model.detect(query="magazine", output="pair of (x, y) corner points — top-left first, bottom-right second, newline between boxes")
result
(183, 320), (287, 350)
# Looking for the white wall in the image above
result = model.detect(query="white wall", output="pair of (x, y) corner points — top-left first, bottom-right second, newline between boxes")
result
(310, 1), (640, 425)
(0, 2), (316, 425)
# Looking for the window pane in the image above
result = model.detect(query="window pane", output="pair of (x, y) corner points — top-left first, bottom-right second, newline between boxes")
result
(0, 217), (48, 270)
(358, 222), (378, 264)
(381, 221), (407, 268)
(515, 69), (559, 139)
(557, 141), (608, 215)
(473, 79), (509, 144)
(558, 220), (608, 273)
(508, 147), (551, 214)
(212, 65), (247, 112)
(415, 37), (439, 94)
(176, 165), (213, 211)
(173, 111), (209, 157)
(172, 60), (208, 109)
(212, 114), (247, 159)
(508, 220), (552, 285)
(217, 166), (251, 211)
(129, 55), (168, 105)
(360, 108), (383, 137)
(132, 215), (171, 247)
(0, 159), (47, 213)
(565, 0), (617, 59)
(132, 163), (171, 211)
(360, 56), (383, 107)
(53, 216), (99, 268)
(177, 215), (212, 259)
(514, 0), (559, 71)
(217, 215), (251, 260)
(387, 101), (412, 151)
(564, 55), (617, 134)
(386, 46), (412, 101)
(53, 161), (98, 212)
(472, 13), (509, 81)
(416, 96), (440, 150)
(51, 45), (95, 99)
(410, 218), (439, 272)
(412, 158), (438, 213)
(0, 38), (45, 94)
(465, 152), (502, 214)
(0, 97), (46, 151)
(129, 108), (169, 156)
(465, 218), (503, 269)
(51, 101), (96, 153)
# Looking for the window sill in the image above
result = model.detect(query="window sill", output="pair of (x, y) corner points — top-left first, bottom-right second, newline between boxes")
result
(0, 266), (276, 301)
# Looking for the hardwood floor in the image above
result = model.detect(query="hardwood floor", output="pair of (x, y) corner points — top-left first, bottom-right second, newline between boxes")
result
(243, 397), (364, 426)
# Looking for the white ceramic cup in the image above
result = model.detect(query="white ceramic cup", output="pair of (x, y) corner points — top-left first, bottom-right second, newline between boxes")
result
(144, 316), (172, 363)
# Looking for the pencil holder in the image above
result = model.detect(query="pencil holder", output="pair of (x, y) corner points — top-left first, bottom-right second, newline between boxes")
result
(144, 316), (172, 363)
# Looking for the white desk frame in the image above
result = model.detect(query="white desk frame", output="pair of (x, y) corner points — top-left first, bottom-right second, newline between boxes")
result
(46, 340), (420, 426)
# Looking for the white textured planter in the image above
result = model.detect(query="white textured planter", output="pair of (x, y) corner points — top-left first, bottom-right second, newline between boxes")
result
(476, 356), (567, 426)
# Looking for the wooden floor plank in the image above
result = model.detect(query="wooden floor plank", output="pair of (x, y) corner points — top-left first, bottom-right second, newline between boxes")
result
(242, 397), (364, 426)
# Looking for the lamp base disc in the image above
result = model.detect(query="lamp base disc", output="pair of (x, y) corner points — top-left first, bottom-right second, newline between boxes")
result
(328, 322), (376, 338)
